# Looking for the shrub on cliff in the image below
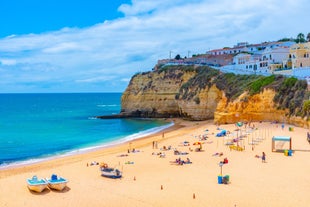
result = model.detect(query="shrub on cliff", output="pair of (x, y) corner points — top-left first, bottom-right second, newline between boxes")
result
(179, 66), (219, 100)
(303, 100), (310, 117)
(249, 75), (275, 95)
(214, 73), (261, 100)
(273, 77), (308, 115)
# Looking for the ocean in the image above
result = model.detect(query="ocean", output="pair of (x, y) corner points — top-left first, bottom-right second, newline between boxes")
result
(0, 93), (173, 168)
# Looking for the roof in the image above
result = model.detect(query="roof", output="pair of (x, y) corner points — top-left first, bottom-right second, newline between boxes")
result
(272, 136), (291, 141)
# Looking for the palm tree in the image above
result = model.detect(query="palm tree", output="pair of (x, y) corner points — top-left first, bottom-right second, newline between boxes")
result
(307, 33), (310, 42)
(296, 33), (306, 43)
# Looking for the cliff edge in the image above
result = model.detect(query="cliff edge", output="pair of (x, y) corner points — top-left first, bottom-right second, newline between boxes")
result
(113, 65), (310, 128)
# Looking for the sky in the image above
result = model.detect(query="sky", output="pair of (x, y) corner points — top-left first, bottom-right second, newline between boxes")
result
(0, 0), (309, 93)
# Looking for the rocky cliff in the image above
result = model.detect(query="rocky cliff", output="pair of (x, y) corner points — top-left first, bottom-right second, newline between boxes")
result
(118, 65), (310, 128)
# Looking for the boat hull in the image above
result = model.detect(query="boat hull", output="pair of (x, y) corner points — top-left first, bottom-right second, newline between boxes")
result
(46, 177), (68, 191)
(47, 182), (67, 191)
(27, 178), (48, 193)
(100, 167), (122, 179)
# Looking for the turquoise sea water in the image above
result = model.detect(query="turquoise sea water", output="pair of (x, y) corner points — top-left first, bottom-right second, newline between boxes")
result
(0, 93), (172, 168)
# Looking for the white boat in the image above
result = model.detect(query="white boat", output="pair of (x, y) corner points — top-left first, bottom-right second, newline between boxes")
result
(100, 166), (122, 179)
(27, 175), (48, 193)
(46, 174), (68, 191)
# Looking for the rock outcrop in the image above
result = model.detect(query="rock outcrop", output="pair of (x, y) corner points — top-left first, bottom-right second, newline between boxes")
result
(106, 65), (310, 128)
(214, 89), (286, 124)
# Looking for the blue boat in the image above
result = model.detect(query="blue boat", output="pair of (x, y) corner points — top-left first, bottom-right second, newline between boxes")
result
(27, 175), (48, 193)
(46, 174), (68, 191)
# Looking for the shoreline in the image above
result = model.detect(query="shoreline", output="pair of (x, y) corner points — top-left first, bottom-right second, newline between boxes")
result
(0, 118), (182, 178)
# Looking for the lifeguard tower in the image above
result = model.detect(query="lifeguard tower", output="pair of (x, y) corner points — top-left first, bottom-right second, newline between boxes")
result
(271, 136), (292, 152)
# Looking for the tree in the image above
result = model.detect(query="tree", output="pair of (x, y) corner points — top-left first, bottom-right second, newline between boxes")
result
(307, 33), (310, 42)
(175, 54), (181, 60)
(296, 33), (306, 43)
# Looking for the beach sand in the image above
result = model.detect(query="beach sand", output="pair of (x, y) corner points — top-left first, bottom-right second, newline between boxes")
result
(1, 119), (310, 207)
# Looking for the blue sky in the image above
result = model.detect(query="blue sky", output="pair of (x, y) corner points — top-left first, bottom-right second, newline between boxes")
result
(0, 0), (130, 38)
(0, 0), (309, 93)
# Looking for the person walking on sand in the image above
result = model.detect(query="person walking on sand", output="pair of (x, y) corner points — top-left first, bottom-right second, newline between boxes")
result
(262, 152), (266, 163)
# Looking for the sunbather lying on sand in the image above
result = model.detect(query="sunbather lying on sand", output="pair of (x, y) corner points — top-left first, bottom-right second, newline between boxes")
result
(212, 152), (223, 157)
(174, 150), (189, 155)
(170, 157), (192, 165)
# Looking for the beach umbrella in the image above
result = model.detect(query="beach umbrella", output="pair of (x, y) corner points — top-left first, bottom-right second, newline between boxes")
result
(236, 122), (243, 127)
(193, 142), (202, 150)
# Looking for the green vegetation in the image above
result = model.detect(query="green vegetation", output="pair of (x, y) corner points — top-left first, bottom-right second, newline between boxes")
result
(179, 66), (220, 100)
(194, 97), (200, 104)
(303, 100), (310, 117)
(214, 73), (261, 100)
(278, 32), (310, 43)
(296, 33), (306, 43)
(157, 65), (195, 74)
(175, 54), (181, 60)
(249, 75), (275, 95)
(273, 76), (308, 115)
(278, 37), (294, 42)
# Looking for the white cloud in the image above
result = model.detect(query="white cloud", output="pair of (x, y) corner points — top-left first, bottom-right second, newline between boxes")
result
(42, 42), (84, 53)
(75, 76), (117, 83)
(0, 0), (309, 92)
(0, 58), (17, 66)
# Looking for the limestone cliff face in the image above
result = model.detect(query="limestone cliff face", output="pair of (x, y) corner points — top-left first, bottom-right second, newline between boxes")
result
(121, 70), (193, 117)
(120, 68), (310, 128)
(178, 85), (223, 120)
(121, 69), (222, 119)
(214, 88), (310, 128)
(214, 89), (286, 123)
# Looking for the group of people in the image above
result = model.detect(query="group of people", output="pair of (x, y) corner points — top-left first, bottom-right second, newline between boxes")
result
(152, 141), (158, 149)
(175, 157), (192, 165)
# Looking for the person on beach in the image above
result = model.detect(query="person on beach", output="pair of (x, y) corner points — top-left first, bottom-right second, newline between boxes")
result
(262, 152), (266, 163)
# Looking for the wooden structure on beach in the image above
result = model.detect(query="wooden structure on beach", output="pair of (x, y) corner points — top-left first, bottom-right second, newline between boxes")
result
(272, 136), (292, 152)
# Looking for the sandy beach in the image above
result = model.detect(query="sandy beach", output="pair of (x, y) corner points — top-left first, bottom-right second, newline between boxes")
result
(1, 119), (310, 207)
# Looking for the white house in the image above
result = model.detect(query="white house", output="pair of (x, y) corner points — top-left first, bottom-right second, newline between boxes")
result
(260, 47), (290, 72)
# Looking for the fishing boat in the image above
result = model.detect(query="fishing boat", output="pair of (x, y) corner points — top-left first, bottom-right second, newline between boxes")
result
(100, 163), (122, 179)
(27, 175), (48, 193)
(46, 174), (68, 191)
